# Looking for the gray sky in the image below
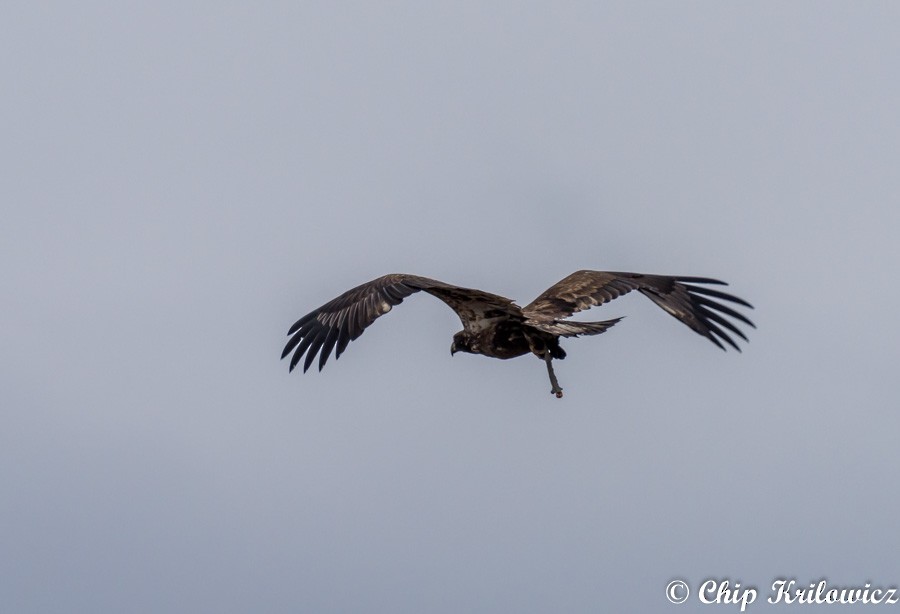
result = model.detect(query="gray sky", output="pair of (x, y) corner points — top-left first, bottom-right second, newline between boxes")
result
(3, 2), (899, 612)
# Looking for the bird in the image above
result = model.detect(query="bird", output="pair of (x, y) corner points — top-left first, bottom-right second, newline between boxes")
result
(281, 271), (754, 398)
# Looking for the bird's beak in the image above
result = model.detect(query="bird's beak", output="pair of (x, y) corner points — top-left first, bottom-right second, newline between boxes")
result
(450, 342), (457, 356)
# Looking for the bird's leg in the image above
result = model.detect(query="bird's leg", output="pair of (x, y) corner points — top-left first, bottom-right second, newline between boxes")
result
(544, 351), (563, 398)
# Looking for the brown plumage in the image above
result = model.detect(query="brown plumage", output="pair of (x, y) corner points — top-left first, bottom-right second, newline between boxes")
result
(281, 271), (754, 398)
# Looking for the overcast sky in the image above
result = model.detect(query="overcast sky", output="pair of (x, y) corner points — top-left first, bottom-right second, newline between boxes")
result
(3, 2), (899, 612)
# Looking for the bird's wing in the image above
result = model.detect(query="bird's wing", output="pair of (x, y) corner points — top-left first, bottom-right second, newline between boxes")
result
(522, 270), (755, 351)
(282, 274), (520, 372)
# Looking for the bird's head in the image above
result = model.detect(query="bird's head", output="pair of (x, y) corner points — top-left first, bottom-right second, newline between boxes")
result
(450, 331), (473, 356)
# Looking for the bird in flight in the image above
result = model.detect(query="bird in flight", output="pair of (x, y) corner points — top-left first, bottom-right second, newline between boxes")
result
(281, 271), (754, 398)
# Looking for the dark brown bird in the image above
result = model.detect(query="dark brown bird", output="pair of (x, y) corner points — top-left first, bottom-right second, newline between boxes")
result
(281, 271), (754, 398)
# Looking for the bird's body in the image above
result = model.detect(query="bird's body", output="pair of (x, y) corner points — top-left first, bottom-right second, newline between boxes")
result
(282, 271), (754, 398)
(452, 320), (571, 360)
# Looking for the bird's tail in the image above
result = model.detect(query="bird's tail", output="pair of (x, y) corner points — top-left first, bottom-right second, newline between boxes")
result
(529, 317), (623, 338)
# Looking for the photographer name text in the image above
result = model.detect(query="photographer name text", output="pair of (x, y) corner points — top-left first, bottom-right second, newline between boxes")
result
(666, 578), (899, 610)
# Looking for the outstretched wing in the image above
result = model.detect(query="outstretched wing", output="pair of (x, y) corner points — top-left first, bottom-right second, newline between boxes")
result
(282, 274), (520, 373)
(523, 270), (754, 351)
